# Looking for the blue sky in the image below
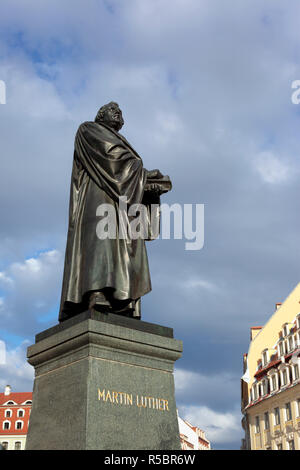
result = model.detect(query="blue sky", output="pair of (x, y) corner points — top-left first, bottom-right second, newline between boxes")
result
(1, 0), (300, 449)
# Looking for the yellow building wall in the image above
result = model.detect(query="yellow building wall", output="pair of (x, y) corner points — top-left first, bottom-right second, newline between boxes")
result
(246, 282), (300, 393)
(247, 385), (300, 450)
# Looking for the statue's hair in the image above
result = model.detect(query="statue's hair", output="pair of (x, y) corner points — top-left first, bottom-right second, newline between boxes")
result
(95, 102), (124, 130)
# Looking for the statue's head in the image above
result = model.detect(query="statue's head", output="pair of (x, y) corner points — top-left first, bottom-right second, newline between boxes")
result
(95, 102), (124, 132)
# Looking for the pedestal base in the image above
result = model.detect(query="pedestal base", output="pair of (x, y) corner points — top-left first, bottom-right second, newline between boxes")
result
(26, 311), (183, 450)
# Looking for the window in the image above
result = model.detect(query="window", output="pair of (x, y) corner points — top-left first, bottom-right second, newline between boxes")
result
(274, 407), (281, 425)
(297, 398), (300, 417)
(282, 369), (288, 386)
(252, 384), (258, 401)
(285, 402), (292, 421)
(262, 350), (268, 367)
(271, 374), (277, 391)
(293, 364), (299, 381)
(17, 409), (24, 418)
(15, 421), (23, 430)
(3, 421), (11, 430)
(24, 400), (32, 405)
(5, 409), (12, 418)
(283, 324), (289, 337)
(277, 443), (283, 450)
(255, 416), (260, 433)
(264, 412), (270, 430)
(1, 442), (8, 450)
(6, 401), (15, 405)
(260, 382), (264, 396)
(288, 440), (295, 450)
(14, 442), (21, 450)
(279, 341), (284, 357)
(262, 379), (269, 396)
(288, 336), (294, 352)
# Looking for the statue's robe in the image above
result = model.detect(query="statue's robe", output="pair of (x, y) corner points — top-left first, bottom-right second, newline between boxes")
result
(59, 121), (155, 321)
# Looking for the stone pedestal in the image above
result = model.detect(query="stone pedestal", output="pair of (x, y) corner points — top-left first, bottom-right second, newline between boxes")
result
(25, 311), (183, 450)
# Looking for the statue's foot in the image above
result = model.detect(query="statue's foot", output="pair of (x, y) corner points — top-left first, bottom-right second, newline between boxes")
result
(88, 291), (110, 312)
(88, 291), (141, 320)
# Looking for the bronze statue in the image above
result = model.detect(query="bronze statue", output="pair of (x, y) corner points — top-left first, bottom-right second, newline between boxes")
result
(59, 102), (171, 321)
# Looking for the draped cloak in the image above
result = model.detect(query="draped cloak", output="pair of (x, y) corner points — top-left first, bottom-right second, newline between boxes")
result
(59, 121), (156, 321)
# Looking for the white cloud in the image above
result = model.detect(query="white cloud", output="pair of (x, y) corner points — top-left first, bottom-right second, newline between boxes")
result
(179, 404), (242, 446)
(0, 272), (14, 287)
(0, 341), (34, 392)
(0, 250), (63, 335)
(182, 278), (217, 291)
(174, 368), (242, 447)
(175, 368), (238, 401)
(254, 151), (293, 184)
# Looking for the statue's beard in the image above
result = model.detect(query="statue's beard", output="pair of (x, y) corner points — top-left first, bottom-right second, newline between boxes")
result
(106, 116), (124, 132)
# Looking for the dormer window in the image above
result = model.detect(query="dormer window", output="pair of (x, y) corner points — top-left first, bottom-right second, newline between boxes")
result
(283, 324), (289, 337)
(293, 364), (299, 381)
(262, 349), (268, 367)
(251, 383), (260, 401)
(268, 369), (279, 392)
(278, 340), (285, 357)
(282, 369), (288, 385)
(262, 379), (269, 396)
(278, 364), (290, 388)
(288, 336), (294, 352)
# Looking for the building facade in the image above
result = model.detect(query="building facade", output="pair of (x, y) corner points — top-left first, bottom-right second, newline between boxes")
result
(178, 415), (211, 450)
(0, 385), (32, 450)
(241, 284), (300, 450)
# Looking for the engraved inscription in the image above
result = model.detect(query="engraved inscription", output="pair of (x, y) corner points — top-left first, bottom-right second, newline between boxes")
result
(98, 388), (169, 411)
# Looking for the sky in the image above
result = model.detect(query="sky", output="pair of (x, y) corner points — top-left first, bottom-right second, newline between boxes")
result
(0, 0), (300, 450)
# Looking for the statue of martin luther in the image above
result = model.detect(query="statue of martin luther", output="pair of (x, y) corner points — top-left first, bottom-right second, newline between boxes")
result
(59, 102), (171, 322)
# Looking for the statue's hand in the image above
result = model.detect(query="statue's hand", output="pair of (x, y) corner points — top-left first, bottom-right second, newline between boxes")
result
(147, 169), (164, 179)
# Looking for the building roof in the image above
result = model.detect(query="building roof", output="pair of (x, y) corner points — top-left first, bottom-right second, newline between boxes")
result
(254, 358), (281, 379)
(0, 392), (32, 406)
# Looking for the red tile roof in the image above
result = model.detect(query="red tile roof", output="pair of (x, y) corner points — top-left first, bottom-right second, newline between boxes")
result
(254, 359), (281, 378)
(0, 392), (32, 406)
(0, 393), (32, 436)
